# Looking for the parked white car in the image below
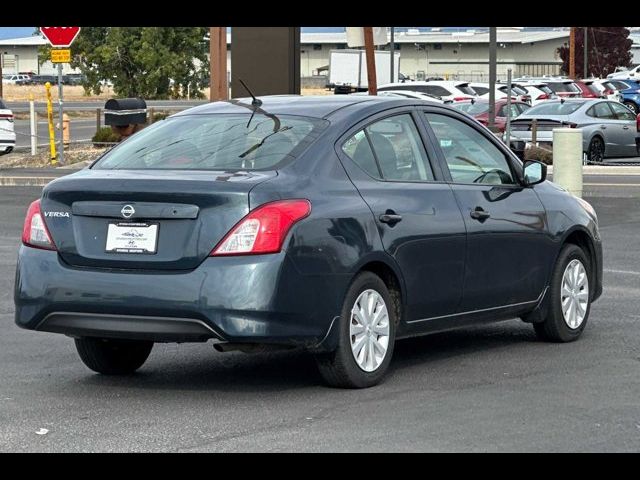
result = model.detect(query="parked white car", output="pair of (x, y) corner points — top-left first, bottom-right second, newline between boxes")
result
(353, 89), (450, 104)
(2, 74), (30, 85)
(607, 65), (640, 80)
(586, 79), (624, 102)
(0, 99), (16, 155)
(512, 82), (559, 105)
(378, 80), (477, 102)
(470, 82), (531, 103)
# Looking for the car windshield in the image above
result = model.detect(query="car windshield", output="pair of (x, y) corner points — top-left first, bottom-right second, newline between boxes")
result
(525, 101), (585, 116)
(92, 113), (328, 171)
(451, 102), (489, 115)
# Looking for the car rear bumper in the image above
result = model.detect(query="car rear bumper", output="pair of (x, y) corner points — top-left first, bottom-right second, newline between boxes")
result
(14, 246), (347, 348)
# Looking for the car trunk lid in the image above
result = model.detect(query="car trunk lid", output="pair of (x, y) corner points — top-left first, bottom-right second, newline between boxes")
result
(41, 169), (275, 270)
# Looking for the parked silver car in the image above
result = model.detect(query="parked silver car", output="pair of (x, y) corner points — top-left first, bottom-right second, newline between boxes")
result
(509, 99), (640, 162)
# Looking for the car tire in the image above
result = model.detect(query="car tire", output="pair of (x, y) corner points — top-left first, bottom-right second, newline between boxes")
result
(623, 101), (639, 115)
(75, 337), (153, 375)
(533, 244), (591, 343)
(587, 136), (605, 163)
(315, 272), (397, 388)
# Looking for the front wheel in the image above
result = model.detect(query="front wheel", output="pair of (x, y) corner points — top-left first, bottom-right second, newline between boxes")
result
(533, 244), (591, 342)
(623, 101), (639, 115)
(75, 337), (153, 375)
(315, 272), (397, 388)
(587, 137), (605, 163)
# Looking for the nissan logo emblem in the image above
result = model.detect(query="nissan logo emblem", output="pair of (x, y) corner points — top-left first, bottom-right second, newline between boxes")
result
(121, 205), (135, 219)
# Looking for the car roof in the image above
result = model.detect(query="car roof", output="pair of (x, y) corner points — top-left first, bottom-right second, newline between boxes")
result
(380, 80), (469, 88)
(172, 94), (403, 119)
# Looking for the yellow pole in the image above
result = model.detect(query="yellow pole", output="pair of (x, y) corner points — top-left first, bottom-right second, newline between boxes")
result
(45, 82), (57, 164)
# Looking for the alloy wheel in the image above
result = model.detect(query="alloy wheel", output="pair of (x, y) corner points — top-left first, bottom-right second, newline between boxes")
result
(560, 259), (589, 329)
(349, 289), (390, 372)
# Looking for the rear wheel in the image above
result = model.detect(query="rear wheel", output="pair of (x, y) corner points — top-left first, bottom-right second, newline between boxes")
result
(533, 244), (591, 342)
(623, 101), (639, 115)
(75, 337), (153, 375)
(315, 272), (397, 388)
(587, 137), (605, 163)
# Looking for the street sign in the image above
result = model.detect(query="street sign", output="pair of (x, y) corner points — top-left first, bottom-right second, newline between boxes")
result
(51, 49), (71, 63)
(40, 27), (81, 48)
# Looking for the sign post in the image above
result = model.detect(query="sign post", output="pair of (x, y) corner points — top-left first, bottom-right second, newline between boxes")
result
(40, 27), (81, 165)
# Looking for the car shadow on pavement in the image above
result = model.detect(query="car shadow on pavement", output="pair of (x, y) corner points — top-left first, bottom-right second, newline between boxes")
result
(69, 320), (540, 393)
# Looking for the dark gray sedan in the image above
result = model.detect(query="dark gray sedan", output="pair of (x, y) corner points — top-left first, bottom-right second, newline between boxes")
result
(510, 99), (640, 162)
(15, 95), (603, 388)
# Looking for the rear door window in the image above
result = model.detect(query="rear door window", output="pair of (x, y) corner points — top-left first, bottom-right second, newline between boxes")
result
(591, 102), (616, 119)
(342, 114), (434, 182)
(609, 102), (636, 121)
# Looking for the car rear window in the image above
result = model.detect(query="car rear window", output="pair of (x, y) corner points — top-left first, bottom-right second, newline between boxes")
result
(548, 82), (581, 93)
(525, 101), (585, 116)
(451, 102), (489, 115)
(456, 84), (477, 95)
(92, 113), (328, 171)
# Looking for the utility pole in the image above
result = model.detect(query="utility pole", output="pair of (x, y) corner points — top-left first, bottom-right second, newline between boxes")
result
(209, 27), (228, 101)
(569, 27), (576, 79)
(583, 27), (588, 78)
(0, 52), (3, 98)
(363, 27), (377, 95)
(488, 27), (497, 130)
(390, 27), (395, 83)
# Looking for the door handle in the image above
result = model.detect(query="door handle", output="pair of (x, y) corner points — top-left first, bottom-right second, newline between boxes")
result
(470, 207), (490, 221)
(623, 126), (630, 130)
(600, 125), (607, 130)
(379, 213), (403, 225)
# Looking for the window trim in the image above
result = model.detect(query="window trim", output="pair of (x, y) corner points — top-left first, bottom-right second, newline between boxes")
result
(417, 106), (526, 188)
(335, 107), (447, 185)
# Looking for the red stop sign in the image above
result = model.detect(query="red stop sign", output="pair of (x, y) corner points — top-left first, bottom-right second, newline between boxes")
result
(40, 27), (81, 47)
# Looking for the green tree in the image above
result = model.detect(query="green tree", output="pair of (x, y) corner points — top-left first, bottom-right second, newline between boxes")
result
(39, 27), (210, 99)
(557, 27), (633, 78)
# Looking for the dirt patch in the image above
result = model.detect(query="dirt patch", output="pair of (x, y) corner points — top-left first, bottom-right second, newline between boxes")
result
(0, 145), (108, 169)
(2, 84), (116, 102)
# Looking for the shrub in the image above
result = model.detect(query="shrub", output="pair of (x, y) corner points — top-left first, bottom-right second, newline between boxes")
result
(92, 127), (120, 147)
(524, 144), (553, 165)
(151, 111), (170, 123)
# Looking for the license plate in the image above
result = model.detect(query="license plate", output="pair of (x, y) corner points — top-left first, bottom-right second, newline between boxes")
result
(105, 222), (159, 254)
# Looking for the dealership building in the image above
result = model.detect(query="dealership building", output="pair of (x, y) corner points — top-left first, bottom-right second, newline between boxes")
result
(2, 28), (639, 82)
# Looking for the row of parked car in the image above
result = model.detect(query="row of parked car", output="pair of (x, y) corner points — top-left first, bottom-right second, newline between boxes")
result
(356, 76), (640, 161)
(2, 73), (85, 86)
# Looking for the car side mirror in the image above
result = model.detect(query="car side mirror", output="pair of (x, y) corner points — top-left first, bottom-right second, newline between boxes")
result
(522, 160), (547, 186)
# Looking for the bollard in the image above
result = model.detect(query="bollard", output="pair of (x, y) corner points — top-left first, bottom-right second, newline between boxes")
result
(96, 108), (101, 132)
(62, 114), (70, 148)
(29, 94), (37, 156)
(552, 128), (583, 198)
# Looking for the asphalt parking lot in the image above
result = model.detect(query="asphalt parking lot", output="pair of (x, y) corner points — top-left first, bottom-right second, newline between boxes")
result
(1, 176), (639, 452)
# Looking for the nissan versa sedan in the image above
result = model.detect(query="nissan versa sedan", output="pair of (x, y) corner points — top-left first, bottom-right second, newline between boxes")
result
(15, 95), (603, 388)
(510, 98), (640, 162)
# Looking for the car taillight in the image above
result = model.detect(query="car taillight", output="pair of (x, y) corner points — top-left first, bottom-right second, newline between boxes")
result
(536, 93), (549, 100)
(603, 89), (614, 96)
(0, 113), (13, 122)
(637, 114), (640, 132)
(22, 200), (56, 250)
(565, 122), (578, 128)
(453, 97), (470, 102)
(211, 199), (311, 256)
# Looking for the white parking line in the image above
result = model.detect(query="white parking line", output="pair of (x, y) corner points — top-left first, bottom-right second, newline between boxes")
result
(604, 269), (640, 276)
